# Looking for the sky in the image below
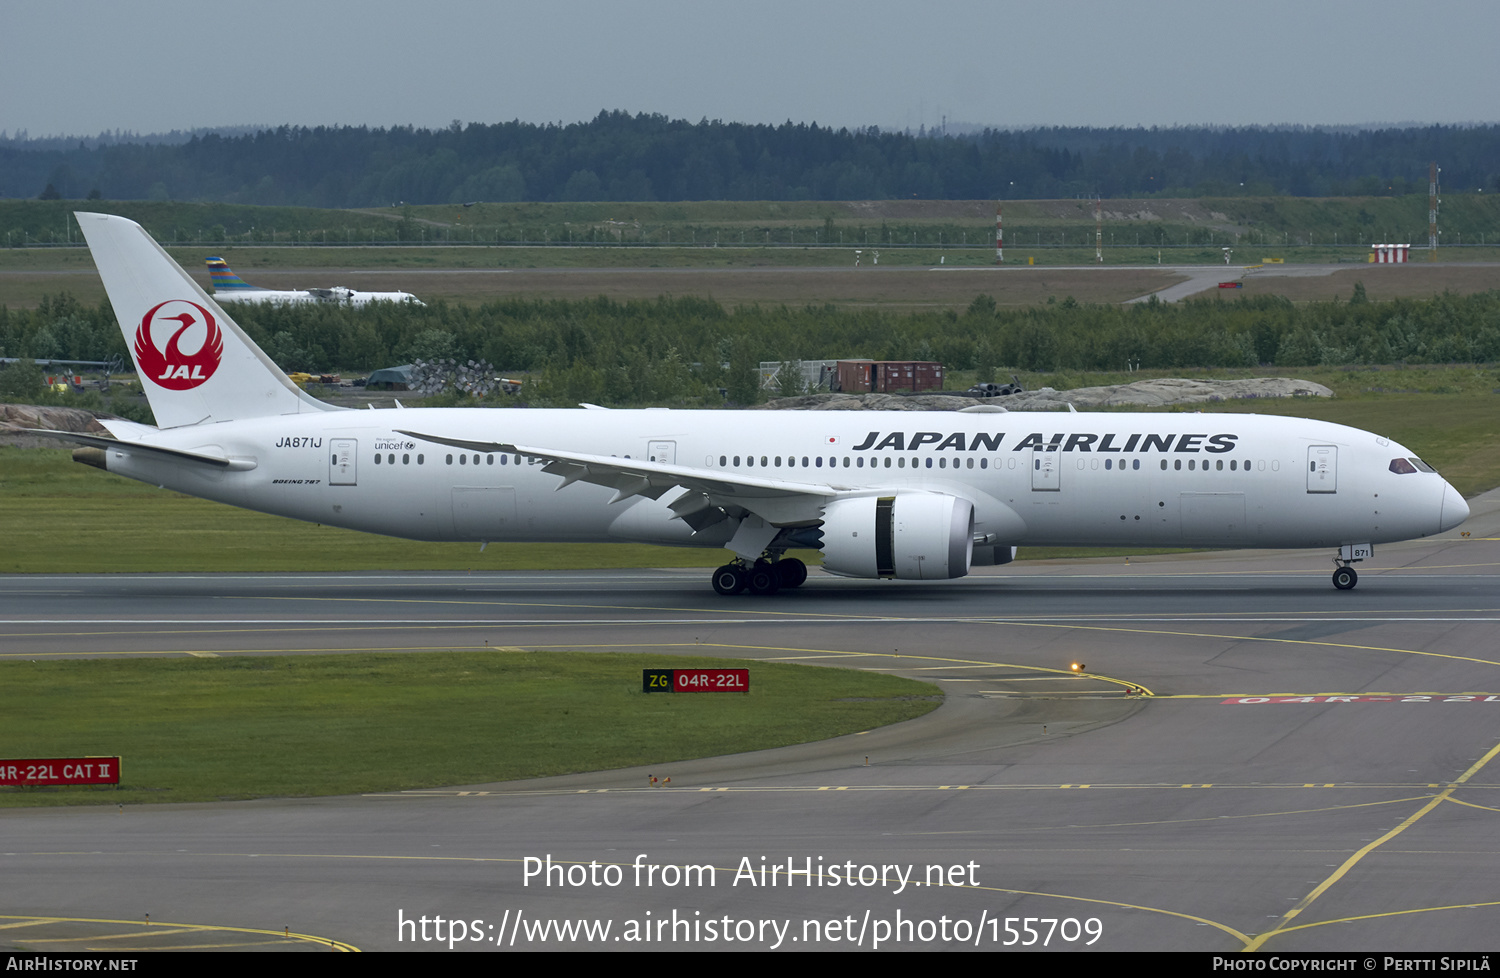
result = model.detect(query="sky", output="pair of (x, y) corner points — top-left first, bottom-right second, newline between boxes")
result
(4, 0), (1498, 138)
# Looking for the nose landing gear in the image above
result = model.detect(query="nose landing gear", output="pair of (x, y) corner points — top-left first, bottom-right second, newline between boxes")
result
(1331, 543), (1371, 590)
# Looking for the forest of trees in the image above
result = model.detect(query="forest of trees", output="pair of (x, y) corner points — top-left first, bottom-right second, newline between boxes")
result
(4, 288), (1498, 409)
(4, 114), (1498, 206)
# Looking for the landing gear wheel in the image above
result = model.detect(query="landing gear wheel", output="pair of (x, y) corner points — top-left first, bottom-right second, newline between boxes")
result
(1332, 566), (1358, 590)
(775, 557), (807, 589)
(747, 563), (781, 595)
(712, 564), (747, 596)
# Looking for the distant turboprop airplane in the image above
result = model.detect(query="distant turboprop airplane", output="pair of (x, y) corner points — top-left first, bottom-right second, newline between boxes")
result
(205, 256), (423, 306)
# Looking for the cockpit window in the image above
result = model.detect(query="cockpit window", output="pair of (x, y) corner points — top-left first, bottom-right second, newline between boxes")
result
(1409, 457), (1435, 473)
(1388, 458), (1417, 475)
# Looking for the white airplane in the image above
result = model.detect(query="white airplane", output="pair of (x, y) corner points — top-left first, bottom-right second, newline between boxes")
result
(205, 256), (423, 306)
(32, 213), (1469, 595)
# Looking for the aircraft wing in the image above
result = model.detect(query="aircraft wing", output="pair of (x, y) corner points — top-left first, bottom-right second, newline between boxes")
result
(397, 429), (855, 527)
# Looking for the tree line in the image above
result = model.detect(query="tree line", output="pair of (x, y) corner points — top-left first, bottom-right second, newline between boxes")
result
(5, 114), (1498, 206)
(4, 288), (1499, 409)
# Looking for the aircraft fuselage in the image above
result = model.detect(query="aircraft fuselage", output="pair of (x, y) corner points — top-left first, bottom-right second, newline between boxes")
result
(100, 407), (1463, 552)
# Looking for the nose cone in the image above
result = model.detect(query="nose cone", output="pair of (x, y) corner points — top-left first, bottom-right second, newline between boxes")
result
(1440, 482), (1469, 532)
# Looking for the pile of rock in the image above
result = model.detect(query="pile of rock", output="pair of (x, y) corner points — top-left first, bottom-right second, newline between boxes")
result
(757, 377), (1332, 412)
(0, 404), (113, 448)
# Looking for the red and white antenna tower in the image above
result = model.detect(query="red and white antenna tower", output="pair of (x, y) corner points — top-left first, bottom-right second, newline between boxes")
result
(995, 203), (1004, 264)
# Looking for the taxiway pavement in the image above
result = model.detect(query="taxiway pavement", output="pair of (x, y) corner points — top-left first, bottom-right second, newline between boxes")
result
(2, 493), (1497, 952)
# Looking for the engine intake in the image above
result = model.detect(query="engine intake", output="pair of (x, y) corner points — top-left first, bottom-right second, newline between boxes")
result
(818, 493), (974, 580)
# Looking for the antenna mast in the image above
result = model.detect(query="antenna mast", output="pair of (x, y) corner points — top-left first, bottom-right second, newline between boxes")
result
(995, 203), (1004, 265)
(1095, 195), (1103, 263)
(1428, 161), (1439, 261)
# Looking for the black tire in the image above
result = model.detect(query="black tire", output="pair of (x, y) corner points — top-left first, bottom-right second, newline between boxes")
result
(1332, 566), (1358, 590)
(712, 564), (747, 596)
(747, 565), (780, 595)
(775, 557), (808, 588)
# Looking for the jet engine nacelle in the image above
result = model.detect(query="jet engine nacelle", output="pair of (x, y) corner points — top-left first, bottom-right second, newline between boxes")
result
(819, 492), (975, 580)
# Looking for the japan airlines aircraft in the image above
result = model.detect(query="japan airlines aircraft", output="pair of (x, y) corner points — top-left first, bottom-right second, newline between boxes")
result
(205, 256), (423, 306)
(35, 213), (1469, 595)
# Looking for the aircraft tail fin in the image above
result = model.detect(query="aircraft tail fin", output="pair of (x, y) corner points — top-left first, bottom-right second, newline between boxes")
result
(76, 212), (339, 429)
(204, 256), (260, 293)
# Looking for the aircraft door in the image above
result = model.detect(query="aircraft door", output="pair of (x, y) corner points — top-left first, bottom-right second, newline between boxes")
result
(648, 440), (676, 465)
(330, 439), (357, 485)
(1030, 446), (1060, 491)
(1307, 445), (1337, 493)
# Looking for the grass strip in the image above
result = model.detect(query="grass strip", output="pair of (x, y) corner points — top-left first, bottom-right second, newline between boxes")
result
(0, 651), (940, 807)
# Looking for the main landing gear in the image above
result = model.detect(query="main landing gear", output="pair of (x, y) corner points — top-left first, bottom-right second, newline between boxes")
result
(711, 557), (807, 596)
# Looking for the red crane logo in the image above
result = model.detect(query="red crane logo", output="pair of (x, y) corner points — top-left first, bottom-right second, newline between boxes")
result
(134, 300), (224, 390)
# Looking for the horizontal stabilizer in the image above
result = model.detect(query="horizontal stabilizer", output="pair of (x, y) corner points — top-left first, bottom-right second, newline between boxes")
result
(11, 427), (256, 470)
